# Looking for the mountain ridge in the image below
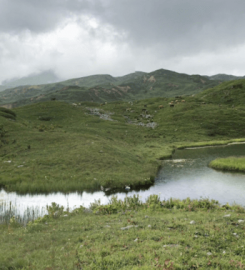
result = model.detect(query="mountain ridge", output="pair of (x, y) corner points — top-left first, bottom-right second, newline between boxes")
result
(0, 68), (243, 108)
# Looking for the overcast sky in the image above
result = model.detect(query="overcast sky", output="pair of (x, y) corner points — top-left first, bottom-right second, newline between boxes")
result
(1, 0), (245, 84)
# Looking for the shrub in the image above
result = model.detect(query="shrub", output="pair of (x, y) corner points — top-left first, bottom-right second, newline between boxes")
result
(0, 111), (16, 120)
(146, 194), (161, 205)
(46, 202), (64, 218)
(38, 116), (52, 121)
(0, 107), (16, 117)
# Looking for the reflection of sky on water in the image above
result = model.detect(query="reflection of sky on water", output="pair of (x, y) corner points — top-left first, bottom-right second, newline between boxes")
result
(1, 143), (245, 218)
(0, 189), (110, 216)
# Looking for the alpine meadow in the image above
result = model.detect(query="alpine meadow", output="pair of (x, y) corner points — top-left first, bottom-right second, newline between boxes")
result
(1, 69), (245, 269)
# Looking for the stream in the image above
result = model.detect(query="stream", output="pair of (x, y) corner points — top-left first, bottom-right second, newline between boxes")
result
(1, 143), (245, 221)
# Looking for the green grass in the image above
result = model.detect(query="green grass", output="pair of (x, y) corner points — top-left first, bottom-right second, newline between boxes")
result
(1, 196), (245, 269)
(2, 80), (245, 269)
(209, 156), (245, 172)
(1, 90), (245, 193)
(176, 139), (245, 149)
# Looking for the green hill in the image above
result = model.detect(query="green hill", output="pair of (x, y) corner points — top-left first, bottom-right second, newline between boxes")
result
(197, 79), (245, 106)
(0, 69), (220, 108)
(207, 73), (245, 81)
(1, 78), (245, 193)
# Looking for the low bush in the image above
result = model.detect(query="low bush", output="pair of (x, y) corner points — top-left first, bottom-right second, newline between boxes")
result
(0, 107), (16, 117)
(46, 202), (64, 218)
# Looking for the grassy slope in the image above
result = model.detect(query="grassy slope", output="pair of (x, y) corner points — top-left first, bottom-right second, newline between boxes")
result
(1, 77), (245, 193)
(0, 101), (161, 193)
(0, 69), (220, 107)
(1, 198), (245, 269)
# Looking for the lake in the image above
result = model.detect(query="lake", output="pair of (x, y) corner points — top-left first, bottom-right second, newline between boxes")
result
(1, 143), (245, 221)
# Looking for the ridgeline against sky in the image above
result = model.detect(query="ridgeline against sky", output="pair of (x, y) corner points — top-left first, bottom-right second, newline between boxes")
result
(1, 0), (245, 84)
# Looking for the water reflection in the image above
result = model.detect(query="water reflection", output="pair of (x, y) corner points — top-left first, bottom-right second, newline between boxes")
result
(1, 143), (245, 220)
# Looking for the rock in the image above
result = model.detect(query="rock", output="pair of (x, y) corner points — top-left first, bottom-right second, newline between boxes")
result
(148, 225), (151, 228)
(238, 220), (245, 223)
(207, 252), (212, 256)
(105, 188), (111, 192)
(79, 245), (83, 248)
(146, 122), (157, 129)
(134, 238), (138, 242)
(145, 215), (149, 218)
(121, 225), (138, 230)
(172, 159), (186, 163)
(63, 215), (68, 217)
(99, 150), (103, 153)
(4, 160), (11, 163)
(223, 251), (226, 254)
(223, 214), (231, 218)
(17, 165), (24, 168)
(125, 186), (130, 190)
(190, 220), (195, 224)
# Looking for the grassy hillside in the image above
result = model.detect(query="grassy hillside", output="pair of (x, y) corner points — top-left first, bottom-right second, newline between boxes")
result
(208, 73), (245, 81)
(198, 79), (245, 106)
(0, 69), (220, 108)
(1, 78), (245, 193)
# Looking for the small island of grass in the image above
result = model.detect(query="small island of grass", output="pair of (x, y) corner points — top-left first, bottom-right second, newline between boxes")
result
(209, 157), (245, 172)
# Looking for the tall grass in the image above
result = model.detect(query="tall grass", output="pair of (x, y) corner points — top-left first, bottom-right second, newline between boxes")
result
(0, 201), (46, 225)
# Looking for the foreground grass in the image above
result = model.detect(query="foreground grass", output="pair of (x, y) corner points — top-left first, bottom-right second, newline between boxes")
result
(1, 196), (245, 269)
(209, 157), (245, 173)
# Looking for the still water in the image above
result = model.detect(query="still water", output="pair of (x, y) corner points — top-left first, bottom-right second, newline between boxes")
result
(1, 143), (245, 219)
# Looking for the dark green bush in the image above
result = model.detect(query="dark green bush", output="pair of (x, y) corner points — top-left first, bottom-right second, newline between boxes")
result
(0, 111), (16, 120)
(0, 107), (16, 117)
(38, 116), (52, 121)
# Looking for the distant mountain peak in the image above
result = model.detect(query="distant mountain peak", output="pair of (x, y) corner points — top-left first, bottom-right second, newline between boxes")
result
(0, 70), (60, 92)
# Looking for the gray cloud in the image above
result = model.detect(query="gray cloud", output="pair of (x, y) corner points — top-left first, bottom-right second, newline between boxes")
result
(96, 0), (245, 57)
(2, 0), (245, 50)
(1, 0), (245, 83)
(0, 0), (102, 33)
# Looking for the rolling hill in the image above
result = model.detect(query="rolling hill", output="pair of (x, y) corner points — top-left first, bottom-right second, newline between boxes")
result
(0, 69), (221, 108)
(1, 78), (245, 193)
